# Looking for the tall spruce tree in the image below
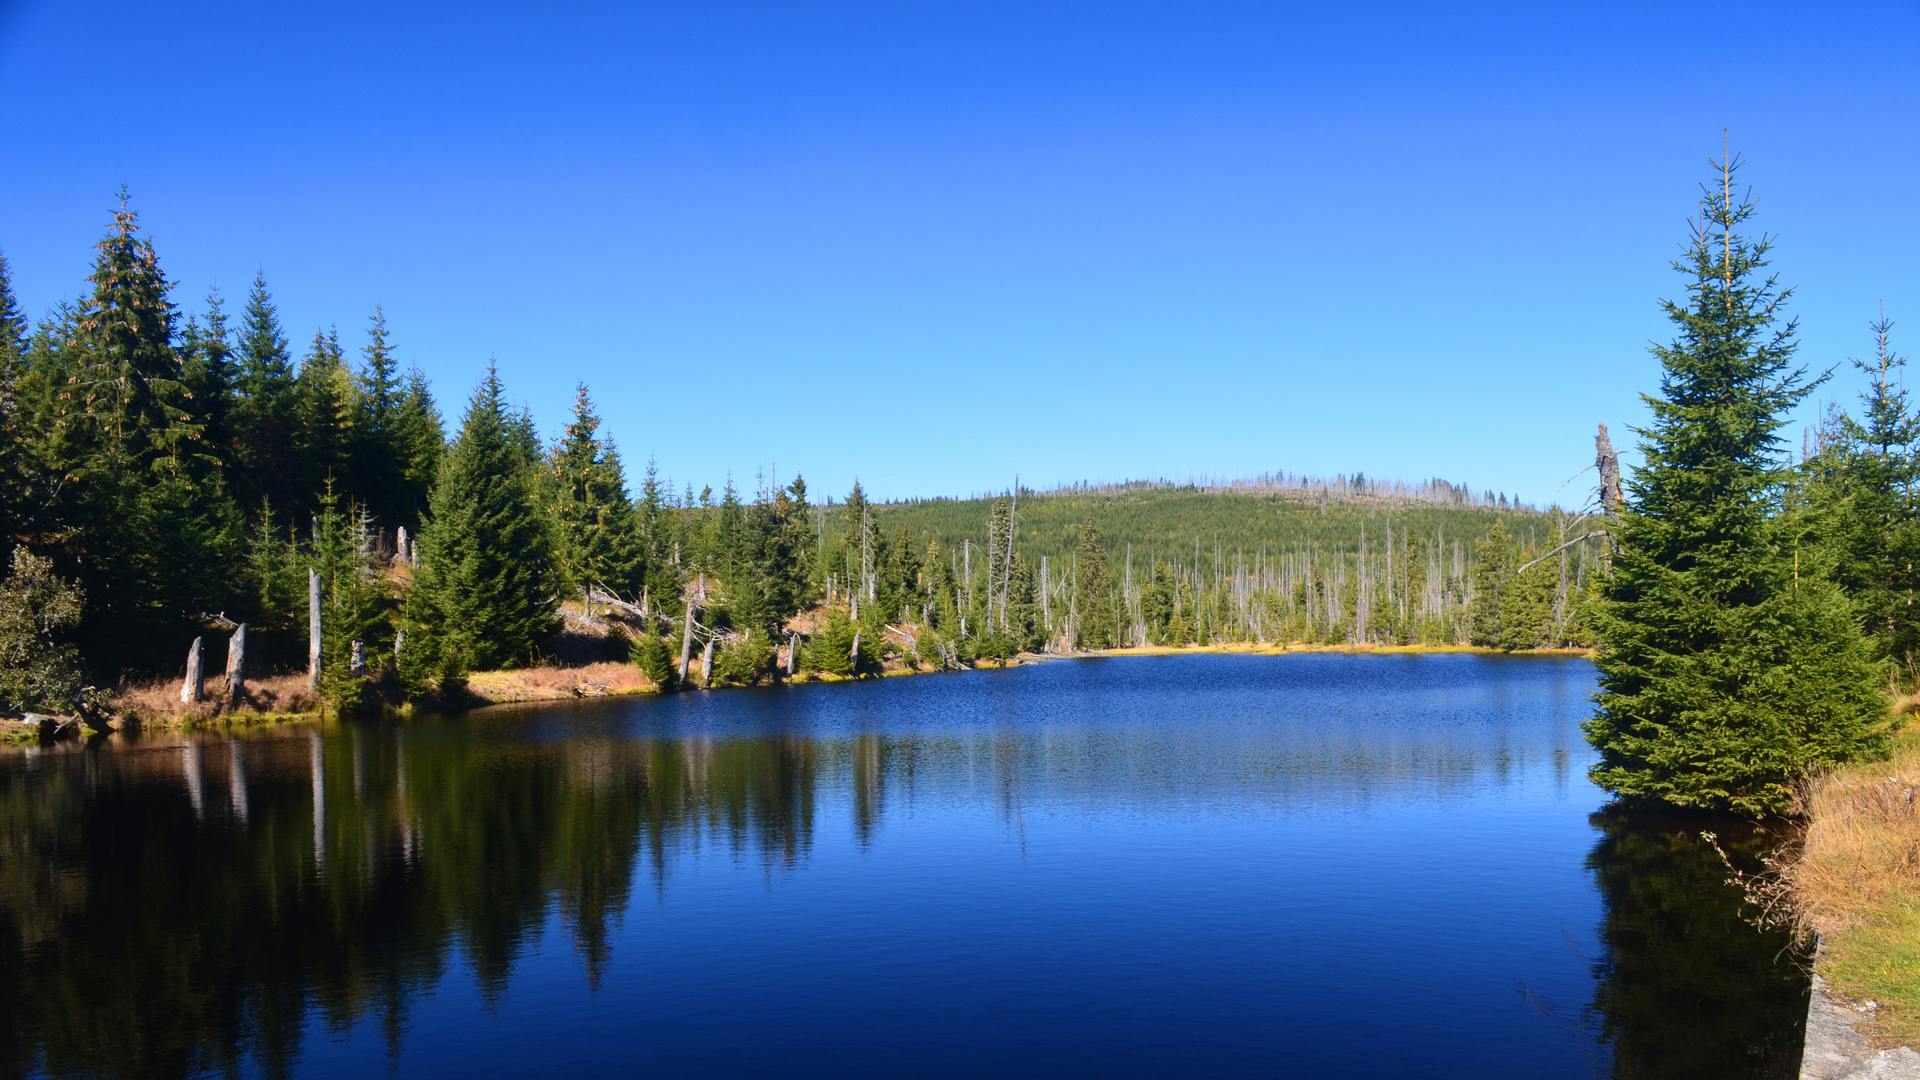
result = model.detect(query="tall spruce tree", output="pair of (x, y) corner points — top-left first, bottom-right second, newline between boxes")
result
(391, 364), (444, 524)
(1798, 315), (1920, 681)
(1072, 517), (1113, 648)
(545, 385), (639, 596)
(177, 288), (237, 477)
(1585, 154), (1889, 815)
(410, 366), (558, 678)
(0, 250), (26, 540)
(233, 271), (300, 513)
(296, 326), (353, 502)
(351, 307), (411, 529)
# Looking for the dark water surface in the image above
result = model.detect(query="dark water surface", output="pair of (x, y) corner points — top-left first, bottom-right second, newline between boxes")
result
(0, 654), (1807, 1078)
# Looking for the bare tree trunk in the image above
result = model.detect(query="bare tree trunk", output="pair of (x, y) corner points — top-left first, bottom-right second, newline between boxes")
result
(787, 631), (798, 676)
(308, 570), (322, 692)
(850, 629), (862, 675)
(181, 637), (204, 704)
(393, 628), (405, 658)
(350, 640), (366, 678)
(225, 624), (247, 707)
(700, 638), (715, 689)
(677, 594), (696, 688)
(1596, 422), (1623, 516)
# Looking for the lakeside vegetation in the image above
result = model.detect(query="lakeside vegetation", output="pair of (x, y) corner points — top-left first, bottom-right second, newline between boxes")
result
(0, 198), (1597, 731)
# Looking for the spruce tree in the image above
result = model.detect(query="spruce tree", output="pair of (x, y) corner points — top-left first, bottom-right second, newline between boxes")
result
(296, 326), (353, 500)
(391, 364), (444, 525)
(410, 366), (558, 678)
(0, 251), (26, 540)
(1585, 155), (1890, 815)
(1798, 315), (1920, 681)
(545, 384), (639, 596)
(233, 271), (301, 512)
(351, 307), (411, 529)
(1072, 517), (1113, 648)
(177, 288), (237, 477)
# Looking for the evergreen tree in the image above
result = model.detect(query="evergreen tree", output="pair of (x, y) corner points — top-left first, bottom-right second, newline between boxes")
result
(312, 481), (386, 713)
(351, 307), (412, 529)
(176, 288), (237, 478)
(391, 364), (444, 525)
(233, 271), (301, 512)
(1072, 517), (1113, 648)
(0, 251), (26, 540)
(1798, 315), (1920, 681)
(1585, 155), (1890, 815)
(545, 385), (639, 596)
(410, 366), (558, 680)
(296, 326), (353, 500)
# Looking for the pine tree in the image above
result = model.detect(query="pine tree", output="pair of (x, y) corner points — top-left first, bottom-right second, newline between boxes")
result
(1799, 315), (1920, 682)
(410, 366), (558, 679)
(233, 271), (301, 512)
(545, 385), (639, 596)
(296, 326), (353, 500)
(1585, 154), (1890, 815)
(0, 250), (26, 540)
(177, 288), (237, 478)
(1072, 517), (1113, 648)
(351, 307), (411, 529)
(391, 364), (444, 525)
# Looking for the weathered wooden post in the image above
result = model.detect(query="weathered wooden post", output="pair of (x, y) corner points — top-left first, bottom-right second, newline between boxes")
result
(308, 569), (322, 692)
(700, 638), (715, 689)
(350, 640), (366, 678)
(181, 637), (204, 704)
(225, 623), (247, 707)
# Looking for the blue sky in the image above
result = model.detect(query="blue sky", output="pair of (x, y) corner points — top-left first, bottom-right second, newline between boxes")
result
(3, 1), (1916, 507)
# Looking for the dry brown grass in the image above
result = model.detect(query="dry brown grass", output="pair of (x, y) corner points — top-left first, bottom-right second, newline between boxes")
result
(464, 661), (658, 704)
(110, 672), (321, 723)
(1791, 726), (1920, 1046)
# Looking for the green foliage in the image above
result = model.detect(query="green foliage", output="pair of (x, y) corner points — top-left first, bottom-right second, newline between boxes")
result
(1586, 156), (1891, 815)
(710, 632), (772, 687)
(1072, 517), (1113, 648)
(312, 483), (387, 714)
(802, 608), (877, 676)
(0, 548), (89, 713)
(545, 385), (639, 596)
(410, 366), (559, 679)
(630, 632), (675, 688)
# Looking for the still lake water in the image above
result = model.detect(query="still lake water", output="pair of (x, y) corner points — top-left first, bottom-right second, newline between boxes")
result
(0, 654), (1807, 1079)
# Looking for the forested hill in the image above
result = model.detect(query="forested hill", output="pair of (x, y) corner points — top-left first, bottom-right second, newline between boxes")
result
(869, 483), (1557, 569)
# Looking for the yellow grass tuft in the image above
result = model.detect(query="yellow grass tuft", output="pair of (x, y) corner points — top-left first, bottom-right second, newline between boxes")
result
(1791, 726), (1920, 1046)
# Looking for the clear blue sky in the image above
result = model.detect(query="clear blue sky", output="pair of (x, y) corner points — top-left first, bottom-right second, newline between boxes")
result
(3, 2), (1916, 508)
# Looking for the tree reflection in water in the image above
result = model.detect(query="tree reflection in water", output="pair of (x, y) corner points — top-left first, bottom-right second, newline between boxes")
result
(1584, 809), (1808, 1080)
(0, 708), (1812, 1080)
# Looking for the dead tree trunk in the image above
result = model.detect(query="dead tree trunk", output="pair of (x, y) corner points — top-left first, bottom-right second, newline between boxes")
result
(350, 640), (366, 678)
(701, 638), (716, 689)
(787, 631), (798, 676)
(308, 569), (322, 692)
(225, 624), (247, 707)
(850, 629), (862, 676)
(1596, 422), (1623, 516)
(677, 595), (697, 688)
(181, 637), (204, 704)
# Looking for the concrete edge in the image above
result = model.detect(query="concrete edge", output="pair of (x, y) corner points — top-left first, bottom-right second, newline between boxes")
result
(1802, 974), (1920, 1080)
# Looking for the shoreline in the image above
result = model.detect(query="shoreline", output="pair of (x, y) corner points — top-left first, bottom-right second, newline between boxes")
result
(15, 641), (1594, 738)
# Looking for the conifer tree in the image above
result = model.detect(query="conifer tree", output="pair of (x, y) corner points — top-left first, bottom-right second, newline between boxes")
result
(234, 271), (301, 512)
(296, 326), (353, 499)
(391, 365), (444, 524)
(177, 288), (237, 477)
(1799, 315), (1920, 680)
(0, 251), (26, 539)
(351, 307), (412, 529)
(410, 366), (558, 680)
(1072, 517), (1113, 648)
(1585, 154), (1889, 815)
(545, 385), (639, 596)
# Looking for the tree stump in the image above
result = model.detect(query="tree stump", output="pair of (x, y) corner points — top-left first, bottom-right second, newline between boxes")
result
(308, 569), (322, 692)
(700, 638), (715, 689)
(181, 637), (204, 704)
(225, 624), (247, 707)
(350, 640), (366, 678)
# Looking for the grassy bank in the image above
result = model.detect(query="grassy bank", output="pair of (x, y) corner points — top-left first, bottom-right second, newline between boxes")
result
(1791, 724), (1920, 1047)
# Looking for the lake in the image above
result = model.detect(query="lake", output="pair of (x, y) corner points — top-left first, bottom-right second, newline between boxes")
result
(0, 653), (1807, 1079)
